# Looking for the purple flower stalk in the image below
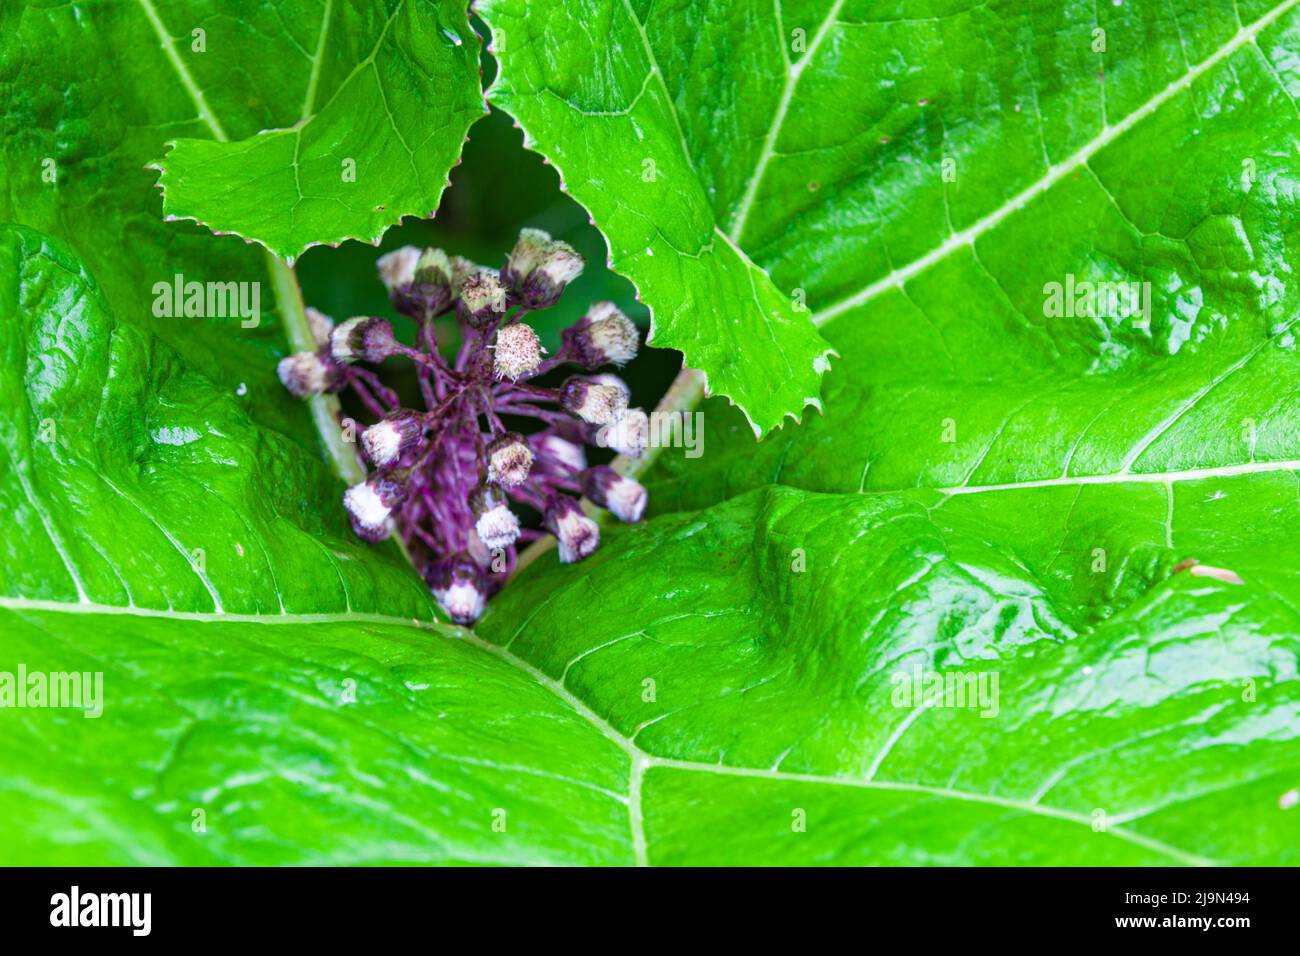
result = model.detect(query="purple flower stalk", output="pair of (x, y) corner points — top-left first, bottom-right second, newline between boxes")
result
(276, 230), (650, 624)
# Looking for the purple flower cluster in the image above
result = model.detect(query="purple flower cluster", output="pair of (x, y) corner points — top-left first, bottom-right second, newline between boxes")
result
(277, 230), (649, 623)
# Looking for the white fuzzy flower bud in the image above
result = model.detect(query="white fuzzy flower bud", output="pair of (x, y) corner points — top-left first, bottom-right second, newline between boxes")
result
(343, 476), (405, 542)
(430, 560), (487, 625)
(493, 322), (545, 380)
(598, 407), (650, 458)
(306, 307), (334, 348)
(486, 432), (534, 487)
(565, 301), (639, 367)
(545, 497), (600, 563)
(583, 466), (648, 523)
(559, 376), (628, 426)
(532, 433), (587, 473)
(471, 484), (521, 550)
(502, 228), (552, 292)
(277, 351), (342, 397)
(331, 316), (397, 364)
(361, 411), (424, 468)
(376, 245), (421, 292)
(458, 270), (509, 328)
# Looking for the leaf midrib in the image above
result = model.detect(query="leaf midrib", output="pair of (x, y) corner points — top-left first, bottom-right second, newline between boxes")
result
(2, 595), (1217, 866)
(810, 0), (1300, 326)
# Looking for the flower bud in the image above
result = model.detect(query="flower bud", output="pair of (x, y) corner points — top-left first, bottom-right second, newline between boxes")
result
(306, 306), (334, 348)
(589, 372), (631, 397)
(502, 228), (551, 293)
(486, 432), (534, 487)
(545, 496), (600, 563)
(493, 322), (545, 380)
(429, 559), (487, 624)
(559, 376), (628, 425)
(361, 410), (425, 468)
(376, 245), (421, 293)
(470, 483), (521, 550)
(277, 351), (344, 397)
(520, 241), (584, 309)
(582, 466), (648, 523)
(450, 256), (484, 297)
(343, 476), (406, 542)
(457, 270), (509, 328)
(564, 301), (639, 367)
(330, 316), (398, 364)
(597, 407), (650, 458)
(532, 432), (587, 473)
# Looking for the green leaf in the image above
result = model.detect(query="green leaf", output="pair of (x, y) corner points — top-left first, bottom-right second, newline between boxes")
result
(0, 226), (634, 865)
(474, 0), (1300, 865)
(479, 0), (836, 436)
(482, 483), (1300, 865)
(149, 0), (484, 263)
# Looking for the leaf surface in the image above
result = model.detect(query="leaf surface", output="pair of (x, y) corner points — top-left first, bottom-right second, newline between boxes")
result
(480, 0), (837, 435)
(149, 0), (484, 263)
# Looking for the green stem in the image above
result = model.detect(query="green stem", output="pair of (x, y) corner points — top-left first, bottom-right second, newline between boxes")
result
(265, 249), (366, 485)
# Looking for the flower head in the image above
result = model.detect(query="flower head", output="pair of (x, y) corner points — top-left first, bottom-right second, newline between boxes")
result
(545, 496), (600, 563)
(564, 301), (639, 367)
(559, 376), (629, 425)
(583, 466), (648, 523)
(277, 351), (343, 397)
(457, 270), (509, 328)
(280, 229), (652, 622)
(532, 432), (587, 474)
(597, 407), (650, 458)
(343, 476), (405, 542)
(429, 559), (488, 624)
(493, 322), (545, 380)
(331, 316), (398, 364)
(471, 483), (521, 550)
(486, 432), (534, 487)
(361, 410), (425, 468)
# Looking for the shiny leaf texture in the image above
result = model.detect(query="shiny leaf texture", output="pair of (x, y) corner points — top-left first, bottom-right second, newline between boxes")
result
(4, 0), (1300, 867)
(151, 0), (484, 263)
(479, 0), (837, 436)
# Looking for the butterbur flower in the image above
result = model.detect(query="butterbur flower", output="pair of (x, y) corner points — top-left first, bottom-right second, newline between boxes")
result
(502, 228), (551, 292)
(471, 484), (521, 550)
(306, 306), (334, 347)
(361, 410), (425, 468)
(429, 559), (487, 625)
(545, 497), (600, 563)
(532, 433), (587, 474)
(331, 316), (398, 364)
(583, 466), (647, 523)
(560, 376), (628, 425)
(278, 229), (653, 621)
(343, 475), (406, 542)
(519, 241), (584, 309)
(565, 301), (639, 367)
(458, 270), (508, 328)
(377, 246), (421, 294)
(493, 322), (545, 380)
(487, 432), (533, 487)
(277, 351), (342, 397)
(599, 407), (650, 458)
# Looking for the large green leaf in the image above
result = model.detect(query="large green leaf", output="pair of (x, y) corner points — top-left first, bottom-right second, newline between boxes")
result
(4, 0), (1300, 867)
(479, 0), (837, 436)
(151, 0), (484, 263)
(482, 482), (1300, 865)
